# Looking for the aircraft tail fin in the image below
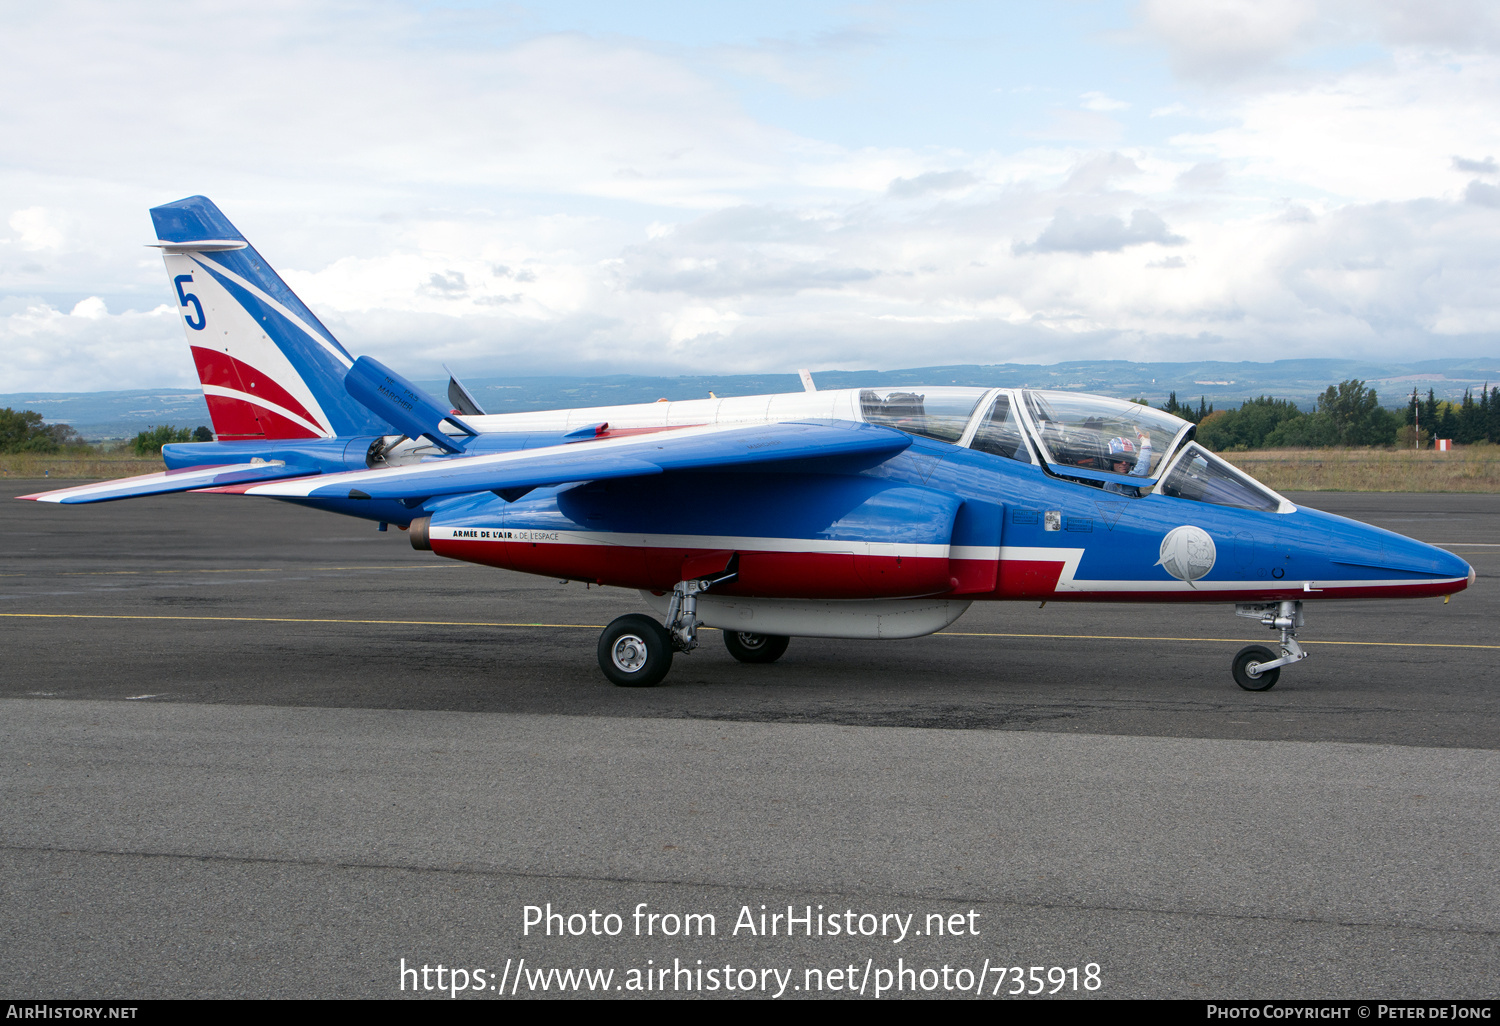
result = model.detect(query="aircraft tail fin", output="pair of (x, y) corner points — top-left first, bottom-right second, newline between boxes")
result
(149, 196), (390, 441)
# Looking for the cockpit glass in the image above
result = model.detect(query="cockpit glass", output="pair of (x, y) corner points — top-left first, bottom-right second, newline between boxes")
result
(970, 393), (1033, 463)
(860, 387), (986, 443)
(1023, 390), (1186, 477)
(1160, 443), (1281, 512)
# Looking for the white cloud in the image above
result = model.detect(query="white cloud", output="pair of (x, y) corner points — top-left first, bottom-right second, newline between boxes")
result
(0, 300), (193, 390)
(1017, 209), (1186, 254)
(1061, 152), (1145, 193)
(709, 30), (879, 100)
(9, 208), (66, 252)
(1175, 161), (1229, 191)
(69, 296), (107, 319)
(0, 13), (827, 215)
(666, 305), (744, 345)
(1454, 156), (1498, 175)
(1031, 109), (1126, 143)
(887, 171), (979, 198)
(1081, 91), (1130, 112)
(1139, 0), (1318, 82)
(0, 2), (1498, 391)
(1169, 52), (1500, 203)
(1359, 0), (1500, 52)
(1465, 181), (1500, 207)
(1140, 0), (1500, 83)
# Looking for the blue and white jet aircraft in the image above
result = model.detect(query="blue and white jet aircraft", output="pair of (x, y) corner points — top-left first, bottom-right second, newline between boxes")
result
(22, 197), (1475, 690)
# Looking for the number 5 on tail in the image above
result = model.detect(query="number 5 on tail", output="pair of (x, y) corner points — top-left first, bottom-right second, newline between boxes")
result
(174, 273), (205, 330)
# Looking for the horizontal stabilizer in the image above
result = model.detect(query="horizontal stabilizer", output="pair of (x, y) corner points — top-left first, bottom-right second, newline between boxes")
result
(247, 419), (910, 503)
(18, 462), (316, 504)
(344, 355), (476, 454)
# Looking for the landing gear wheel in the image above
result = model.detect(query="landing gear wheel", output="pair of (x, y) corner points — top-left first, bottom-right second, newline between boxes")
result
(598, 614), (673, 687)
(723, 631), (790, 664)
(1233, 645), (1280, 691)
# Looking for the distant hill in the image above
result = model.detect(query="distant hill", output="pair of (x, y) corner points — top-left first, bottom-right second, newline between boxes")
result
(438, 358), (1500, 418)
(3, 389), (215, 440)
(5, 357), (1498, 439)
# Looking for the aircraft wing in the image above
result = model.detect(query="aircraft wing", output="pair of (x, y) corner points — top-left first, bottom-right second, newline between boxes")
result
(18, 462), (317, 504)
(248, 420), (910, 502)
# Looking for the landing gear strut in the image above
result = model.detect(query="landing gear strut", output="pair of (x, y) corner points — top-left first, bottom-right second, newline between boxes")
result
(1231, 600), (1308, 691)
(597, 565), (738, 687)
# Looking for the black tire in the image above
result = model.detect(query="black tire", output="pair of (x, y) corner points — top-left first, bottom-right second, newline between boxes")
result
(598, 614), (673, 687)
(1233, 645), (1280, 691)
(723, 631), (790, 664)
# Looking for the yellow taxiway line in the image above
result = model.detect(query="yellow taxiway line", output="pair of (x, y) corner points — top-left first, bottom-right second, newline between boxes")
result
(934, 631), (1500, 649)
(52, 565), (465, 577)
(2, 612), (1498, 650)
(0, 612), (596, 629)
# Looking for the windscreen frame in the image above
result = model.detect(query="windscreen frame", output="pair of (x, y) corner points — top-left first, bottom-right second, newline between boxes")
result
(1151, 441), (1297, 514)
(1012, 389), (1195, 494)
(961, 388), (1039, 464)
(857, 386), (991, 445)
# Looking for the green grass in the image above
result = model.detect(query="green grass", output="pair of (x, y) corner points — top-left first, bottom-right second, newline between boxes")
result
(8, 444), (1500, 492)
(0, 452), (163, 479)
(1228, 446), (1500, 492)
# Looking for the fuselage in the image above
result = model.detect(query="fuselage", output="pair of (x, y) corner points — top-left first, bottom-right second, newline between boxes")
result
(167, 385), (1474, 608)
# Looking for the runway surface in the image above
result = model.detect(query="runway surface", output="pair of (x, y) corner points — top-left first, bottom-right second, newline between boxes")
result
(2, 480), (1498, 998)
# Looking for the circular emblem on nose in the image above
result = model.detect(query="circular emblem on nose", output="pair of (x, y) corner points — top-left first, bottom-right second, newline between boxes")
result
(1158, 525), (1217, 582)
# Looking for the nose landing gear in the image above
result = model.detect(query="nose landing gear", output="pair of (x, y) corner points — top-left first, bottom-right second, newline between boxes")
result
(1231, 600), (1308, 691)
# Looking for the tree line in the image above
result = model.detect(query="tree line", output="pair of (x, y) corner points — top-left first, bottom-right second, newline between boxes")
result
(0, 408), (211, 456)
(1405, 386), (1500, 445)
(3, 381), (1490, 458)
(0, 408), (88, 453)
(1158, 381), (1494, 451)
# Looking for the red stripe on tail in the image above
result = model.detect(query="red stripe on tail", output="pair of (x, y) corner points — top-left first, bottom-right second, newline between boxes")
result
(191, 346), (322, 439)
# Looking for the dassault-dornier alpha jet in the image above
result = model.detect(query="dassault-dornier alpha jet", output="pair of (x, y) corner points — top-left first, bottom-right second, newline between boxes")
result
(22, 197), (1474, 690)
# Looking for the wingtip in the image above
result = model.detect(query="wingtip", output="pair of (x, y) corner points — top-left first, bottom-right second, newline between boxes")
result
(15, 486), (78, 502)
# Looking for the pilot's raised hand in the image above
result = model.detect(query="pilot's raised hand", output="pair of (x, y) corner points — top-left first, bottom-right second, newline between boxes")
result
(1130, 430), (1154, 479)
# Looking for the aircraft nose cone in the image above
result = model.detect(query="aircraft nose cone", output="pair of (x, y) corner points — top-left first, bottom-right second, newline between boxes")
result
(1306, 506), (1472, 592)
(1446, 549), (1476, 589)
(1445, 548), (1474, 584)
(1376, 533), (1471, 583)
(1374, 534), (1470, 588)
(1394, 536), (1471, 590)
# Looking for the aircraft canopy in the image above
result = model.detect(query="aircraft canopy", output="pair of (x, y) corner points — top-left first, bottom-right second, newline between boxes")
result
(857, 386), (1190, 475)
(859, 388), (987, 443)
(1021, 390), (1187, 477)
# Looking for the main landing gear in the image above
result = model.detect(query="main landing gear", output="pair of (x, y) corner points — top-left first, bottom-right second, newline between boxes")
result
(1230, 600), (1308, 691)
(723, 630), (790, 664)
(598, 567), (788, 687)
(597, 615), (673, 688)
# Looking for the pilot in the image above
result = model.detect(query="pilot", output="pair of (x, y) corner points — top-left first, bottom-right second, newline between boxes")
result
(1103, 432), (1153, 495)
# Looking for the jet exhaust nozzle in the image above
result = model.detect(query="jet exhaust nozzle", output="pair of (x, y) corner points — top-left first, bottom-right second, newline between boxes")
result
(409, 516), (432, 550)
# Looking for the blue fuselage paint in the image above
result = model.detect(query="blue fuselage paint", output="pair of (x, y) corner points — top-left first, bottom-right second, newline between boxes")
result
(163, 431), (1470, 603)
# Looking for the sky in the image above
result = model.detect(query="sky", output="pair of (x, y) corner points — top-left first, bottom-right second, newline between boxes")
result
(2, 0), (1499, 391)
